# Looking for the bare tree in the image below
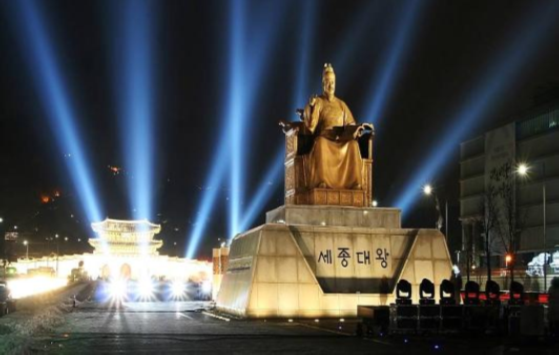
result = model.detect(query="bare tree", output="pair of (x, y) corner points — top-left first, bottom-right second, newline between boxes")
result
(479, 171), (499, 282)
(493, 161), (528, 282)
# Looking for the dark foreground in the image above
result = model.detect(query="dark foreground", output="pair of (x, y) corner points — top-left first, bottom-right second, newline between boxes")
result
(24, 285), (558, 354)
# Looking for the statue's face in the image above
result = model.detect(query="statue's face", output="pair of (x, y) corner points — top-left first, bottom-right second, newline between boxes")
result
(322, 72), (336, 97)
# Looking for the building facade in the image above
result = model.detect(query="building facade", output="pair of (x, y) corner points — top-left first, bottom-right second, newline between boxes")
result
(460, 94), (559, 274)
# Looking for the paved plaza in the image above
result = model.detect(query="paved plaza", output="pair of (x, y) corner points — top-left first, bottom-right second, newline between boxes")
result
(18, 283), (556, 354)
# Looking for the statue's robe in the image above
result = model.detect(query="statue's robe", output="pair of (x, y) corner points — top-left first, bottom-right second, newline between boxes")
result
(303, 95), (362, 189)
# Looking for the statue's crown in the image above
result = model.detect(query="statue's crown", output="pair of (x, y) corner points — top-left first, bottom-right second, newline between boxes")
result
(323, 63), (335, 77)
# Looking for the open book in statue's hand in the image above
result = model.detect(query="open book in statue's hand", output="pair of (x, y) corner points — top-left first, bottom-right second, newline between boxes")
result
(329, 123), (374, 141)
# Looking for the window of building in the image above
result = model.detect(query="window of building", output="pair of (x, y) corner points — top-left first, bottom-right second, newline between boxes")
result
(517, 108), (559, 140)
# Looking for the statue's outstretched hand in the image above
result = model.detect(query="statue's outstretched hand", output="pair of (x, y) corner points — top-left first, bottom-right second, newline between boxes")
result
(309, 95), (318, 107)
(352, 125), (363, 139)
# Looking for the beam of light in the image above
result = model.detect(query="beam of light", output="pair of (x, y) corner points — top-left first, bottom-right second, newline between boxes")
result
(228, 0), (246, 241)
(358, 0), (423, 124)
(292, 0), (317, 110)
(186, 1), (289, 258)
(234, 0), (318, 237)
(331, 1), (381, 91)
(9, 0), (103, 224)
(229, 0), (290, 239)
(185, 145), (229, 259)
(118, 0), (155, 221)
(393, 1), (559, 215)
(237, 149), (285, 234)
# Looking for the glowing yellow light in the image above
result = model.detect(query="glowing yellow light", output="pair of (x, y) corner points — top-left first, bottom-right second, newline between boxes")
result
(8, 276), (67, 299)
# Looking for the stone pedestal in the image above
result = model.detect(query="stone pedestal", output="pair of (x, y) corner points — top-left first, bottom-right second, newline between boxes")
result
(266, 205), (401, 229)
(216, 205), (452, 318)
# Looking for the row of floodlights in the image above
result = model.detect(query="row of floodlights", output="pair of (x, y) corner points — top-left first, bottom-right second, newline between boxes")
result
(98, 278), (212, 302)
(397, 278), (543, 306)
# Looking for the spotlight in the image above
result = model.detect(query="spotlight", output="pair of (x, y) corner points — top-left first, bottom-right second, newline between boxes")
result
(109, 279), (128, 301)
(171, 280), (185, 298)
(201, 280), (212, 295)
(138, 277), (154, 300)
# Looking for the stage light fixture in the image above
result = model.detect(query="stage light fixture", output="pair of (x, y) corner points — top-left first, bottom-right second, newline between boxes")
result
(10, 0), (103, 224)
(392, 1), (559, 214)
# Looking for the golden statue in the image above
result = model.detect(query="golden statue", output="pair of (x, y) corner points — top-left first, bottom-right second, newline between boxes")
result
(280, 63), (374, 207)
(303, 63), (369, 189)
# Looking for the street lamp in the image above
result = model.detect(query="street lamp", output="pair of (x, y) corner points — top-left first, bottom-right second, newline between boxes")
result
(423, 184), (433, 196)
(23, 240), (29, 259)
(55, 234), (60, 277)
(423, 184), (448, 240)
(505, 254), (512, 268)
(517, 162), (548, 291)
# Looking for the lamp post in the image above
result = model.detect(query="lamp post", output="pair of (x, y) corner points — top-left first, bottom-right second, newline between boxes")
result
(423, 184), (449, 240)
(55, 234), (59, 277)
(23, 240), (29, 259)
(517, 162), (548, 291)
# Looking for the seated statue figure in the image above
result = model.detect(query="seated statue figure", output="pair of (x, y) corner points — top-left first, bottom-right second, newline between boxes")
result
(302, 63), (369, 189)
(280, 63), (374, 207)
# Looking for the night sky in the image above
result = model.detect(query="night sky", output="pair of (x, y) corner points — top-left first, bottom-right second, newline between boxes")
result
(1, 0), (559, 260)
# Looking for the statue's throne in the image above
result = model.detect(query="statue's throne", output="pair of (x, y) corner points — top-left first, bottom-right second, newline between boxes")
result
(279, 120), (374, 207)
